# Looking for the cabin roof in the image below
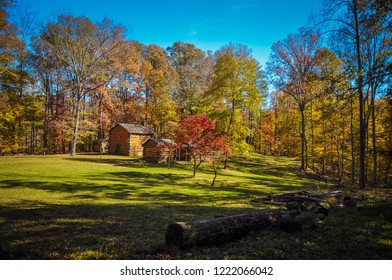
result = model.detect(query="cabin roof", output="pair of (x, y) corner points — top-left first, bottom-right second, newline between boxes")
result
(143, 138), (175, 146)
(115, 123), (154, 135)
(183, 141), (199, 148)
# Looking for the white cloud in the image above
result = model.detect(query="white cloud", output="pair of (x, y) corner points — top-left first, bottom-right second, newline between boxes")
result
(188, 28), (198, 37)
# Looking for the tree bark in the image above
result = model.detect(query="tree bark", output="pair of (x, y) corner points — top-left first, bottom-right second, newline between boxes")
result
(371, 84), (377, 186)
(310, 101), (315, 170)
(350, 98), (356, 184)
(43, 75), (51, 154)
(70, 88), (82, 156)
(300, 104), (308, 170)
(211, 163), (217, 186)
(165, 209), (294, 248)
(192, 155), (197, 177)
(353, 0), (366, 188)
(70, 102), (80, 156)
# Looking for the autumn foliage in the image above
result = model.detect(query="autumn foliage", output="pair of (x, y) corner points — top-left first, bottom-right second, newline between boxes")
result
(0, 1), (391, 187)
(176, 114), (231, 182)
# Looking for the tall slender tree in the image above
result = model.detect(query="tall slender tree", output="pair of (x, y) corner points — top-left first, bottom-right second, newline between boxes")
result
(39, 15), (126, 156)
(267, 28), (324, 170)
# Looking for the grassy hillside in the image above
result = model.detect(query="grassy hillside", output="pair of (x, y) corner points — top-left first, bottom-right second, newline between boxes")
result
(0, 154), (391, 259)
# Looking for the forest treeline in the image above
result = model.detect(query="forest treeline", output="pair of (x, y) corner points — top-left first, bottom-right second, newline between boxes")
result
(0, 0), (391, 187)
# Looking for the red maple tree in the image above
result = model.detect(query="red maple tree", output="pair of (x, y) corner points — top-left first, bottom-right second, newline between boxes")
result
(176, 114), (231, 184)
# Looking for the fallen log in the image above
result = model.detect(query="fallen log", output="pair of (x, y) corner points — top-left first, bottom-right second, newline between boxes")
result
(277, 215), (304, 233)
(165, 209), (298, 248)
(343, 196), (357, 207)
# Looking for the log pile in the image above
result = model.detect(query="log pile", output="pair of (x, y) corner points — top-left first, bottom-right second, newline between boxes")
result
(251, 190), (341, 205)
(252, 190), (341, 221)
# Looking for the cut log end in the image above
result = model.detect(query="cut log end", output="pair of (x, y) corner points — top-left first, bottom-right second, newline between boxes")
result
(165, 223), (186, 248)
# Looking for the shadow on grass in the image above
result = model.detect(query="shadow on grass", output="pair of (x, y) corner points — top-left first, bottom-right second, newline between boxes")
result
(0, 173), (268, 205)
(64, 156), (146, 167)
(0, 203), (254, 260)
(1, 155), (279, 203)
(2, 202), (392, 260)
(65, 154), (330, 194)
(3, 154), (365, 260)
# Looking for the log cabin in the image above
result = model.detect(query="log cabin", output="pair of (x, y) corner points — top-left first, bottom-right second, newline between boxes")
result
(92, 139), (109, 153)
(143, 138), (176, 163)
(108, 123), (154, 156)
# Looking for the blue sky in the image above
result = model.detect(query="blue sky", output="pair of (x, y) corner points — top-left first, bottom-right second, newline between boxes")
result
(18, 0), (323, 65)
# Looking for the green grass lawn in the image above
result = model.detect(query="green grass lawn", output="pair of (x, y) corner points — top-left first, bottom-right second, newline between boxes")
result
(0, 153), (391, 259)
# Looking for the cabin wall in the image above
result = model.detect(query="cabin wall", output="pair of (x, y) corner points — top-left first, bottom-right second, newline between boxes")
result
(129, 135), (151, 156)
(109, 126), (130, 155)
(109, 125), (152, 156)
(143, 140), (175, 163)
(93, 141), (109, 153)
(143, 141), (160, 162)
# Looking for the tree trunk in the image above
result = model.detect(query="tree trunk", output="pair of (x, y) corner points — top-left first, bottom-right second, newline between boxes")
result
(350, 98), (356, 184)
(165, 209), (293, 248)
(70, 96), (81, 156)
(300, 104), (308, 170)
(274, 104), (278, 156)
(43, 76), (52, 154)
(192, 155), (197, 177)
(353, 0), (366, 188)
(322, 118), (327, 174)
(310, 101), (315, 170)
(371, 84), (377, 186)
(341, 109), (346, 184)
(98, 96), (104, 141)
(336, 135), (341, 183)
(211, 163), (217, 186)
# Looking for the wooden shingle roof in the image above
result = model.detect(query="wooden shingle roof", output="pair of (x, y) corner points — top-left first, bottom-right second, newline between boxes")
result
(143, 138), (175, 146)
(116, 123), (154, 135)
